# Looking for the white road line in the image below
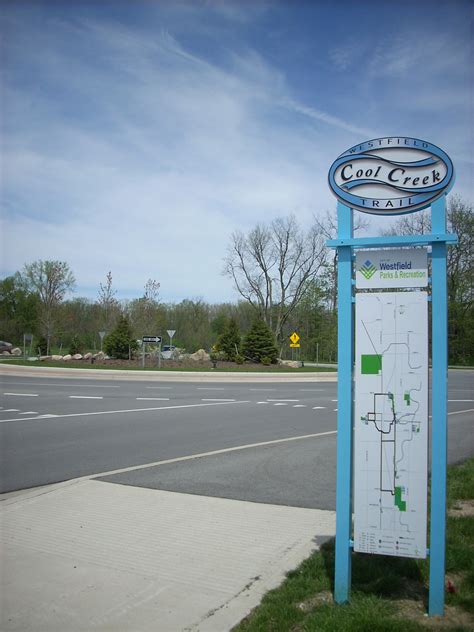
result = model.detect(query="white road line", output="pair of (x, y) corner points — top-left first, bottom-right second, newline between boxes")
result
(146, 386), (172, 389)
(334, 408), (338, 411)
(201, 398), (236, 402)
(293, 404), (306, 408)
(2, 409), (20, 412)
(136, 397), (170, 401)
(0, 400), (251, 424)
(448, 399), (474, 402)
(19, 411), (38, 415)
(3, 392), (38, 397)
(274, 403), (287, 406)
(257, 401), (268, 404)
(448, 408), (474, 417)
(2, 382), (120, 388)
(80, 430), (339, 481)
(331, 399), (338, 402)
(312, 406), (326, 410)
(299, 389), (326, 392)
(267, 399), (299, 402)
(197, 387), (226, 390)
(37, 414), (58, 418)
(250, 388), (276, 391)
(69, 395), (103, 400)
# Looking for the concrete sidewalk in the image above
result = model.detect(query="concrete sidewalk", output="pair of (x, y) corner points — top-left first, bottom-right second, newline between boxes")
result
(1, 479), (335, 631)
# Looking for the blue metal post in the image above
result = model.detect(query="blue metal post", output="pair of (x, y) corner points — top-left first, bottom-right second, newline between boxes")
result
(334, 201), (354, 603)
(429, 195), (448, 616)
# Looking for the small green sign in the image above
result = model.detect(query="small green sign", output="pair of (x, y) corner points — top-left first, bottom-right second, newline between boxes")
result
(361, 354), (382, 375)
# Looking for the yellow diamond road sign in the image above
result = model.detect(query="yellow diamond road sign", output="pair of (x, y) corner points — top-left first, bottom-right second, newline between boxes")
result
(290, 332), (300, 344)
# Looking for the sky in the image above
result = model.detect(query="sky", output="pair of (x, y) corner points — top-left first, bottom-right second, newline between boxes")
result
(1, 0), (473, 304)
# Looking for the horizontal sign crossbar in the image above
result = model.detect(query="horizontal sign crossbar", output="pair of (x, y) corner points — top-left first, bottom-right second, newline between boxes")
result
(327, 233), (457, 250)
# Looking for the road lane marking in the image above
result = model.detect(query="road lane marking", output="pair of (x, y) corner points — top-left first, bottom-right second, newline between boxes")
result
(267, 399), (299, 402)
(2, 382), (120, 388)
(250, 388), (276, 391)
(447, 408), (474, 417)
(82, 430), (339, 481)
(331, 399), (338, 402)
(136, 397), (170, 401)
(3, 392), (38, 397)
(0, 400), (251, 423)
(201, 398), (236, 402)
(334, 408), (338, 411)
(197, 387), (226, 390)
(312, 406), (326, 410)
(274, 403), (287, 406)
(69, 395), (104, 399)
(37, 414), (58, 418)
(448, 399), (474, 402)
(2, 409), (20, 412)
(293, 404), (306, 408)
(257, 401), (268, 404)
(146, 386), (172, 389)
(19, 411), (38, 415)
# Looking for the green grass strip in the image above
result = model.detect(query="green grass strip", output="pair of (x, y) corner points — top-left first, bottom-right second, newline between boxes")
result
(234, 459), (474, 631)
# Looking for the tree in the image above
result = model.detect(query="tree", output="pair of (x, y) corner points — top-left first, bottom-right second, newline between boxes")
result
(103, 314), (138, 359)
(224, 215), (327, 343)
(381, 195), (473, 365)
(242, 318), (278, 363)
(128, 278), (161, 336)
(0, 275), (40, 343)
(97, 271), (119, 333)
(314, 210), (369, 313)
(19, 260), (75, 354)
(216, 317), (241, 360)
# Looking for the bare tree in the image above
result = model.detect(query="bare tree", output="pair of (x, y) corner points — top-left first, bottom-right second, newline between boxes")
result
(97, 271), (119, 332)
(224, 215), (327, 342)
(314, 210), (370, 312)
(20, 260), (75, 354)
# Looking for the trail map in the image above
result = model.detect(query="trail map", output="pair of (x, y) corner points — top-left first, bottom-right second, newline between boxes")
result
(354, 292), (428, 559)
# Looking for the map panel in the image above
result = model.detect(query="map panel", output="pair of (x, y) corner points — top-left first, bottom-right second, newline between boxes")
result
(354, 291), (428, 559)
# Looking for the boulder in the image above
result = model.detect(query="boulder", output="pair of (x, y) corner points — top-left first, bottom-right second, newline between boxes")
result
(189, 349), (210, 362)
(72, 353), (83, 360)
(11, 347), (22, 356)
(62, 354), (72, 361)
(83, 352), (92, 360)
(40, 355), (52, 361)
(279, 359), (301, 368)
(51, 355), (63, 361)
(93, 351), (106, 360)
(1, 350), (11, 355)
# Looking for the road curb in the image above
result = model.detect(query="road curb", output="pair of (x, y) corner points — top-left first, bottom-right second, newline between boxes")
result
(0, 364), (337, 382)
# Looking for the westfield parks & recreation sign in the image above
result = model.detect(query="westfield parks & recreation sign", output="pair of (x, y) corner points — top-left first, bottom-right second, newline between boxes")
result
(327, 137), (457, 617)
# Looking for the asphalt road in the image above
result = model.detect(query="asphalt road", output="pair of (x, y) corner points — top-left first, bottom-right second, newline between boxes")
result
(1, 371), (473, 510)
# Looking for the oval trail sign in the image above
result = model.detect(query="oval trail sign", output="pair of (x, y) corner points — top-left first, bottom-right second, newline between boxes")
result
(328, 137), (454, 215)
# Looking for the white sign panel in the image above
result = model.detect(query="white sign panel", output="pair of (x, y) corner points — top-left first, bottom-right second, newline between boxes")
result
(354, 292), (428, 559)
(356, 249), (428, 289)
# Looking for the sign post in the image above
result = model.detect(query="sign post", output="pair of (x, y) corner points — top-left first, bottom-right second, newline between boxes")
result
(327, 137), (457, 616)
(142, 336), (162, 369)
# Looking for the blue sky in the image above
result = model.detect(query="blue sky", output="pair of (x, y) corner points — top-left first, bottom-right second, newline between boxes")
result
(1, 0), (472, 303)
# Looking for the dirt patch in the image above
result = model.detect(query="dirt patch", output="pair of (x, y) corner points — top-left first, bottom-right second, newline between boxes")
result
(63, 357), (299, 371)
(394, 598), (474, 628)
(297, 591), (333, 613)
(448, 499), (474, 518)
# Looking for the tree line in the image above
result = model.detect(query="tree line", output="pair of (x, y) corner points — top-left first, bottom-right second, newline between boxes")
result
(0, 196), (472, 364)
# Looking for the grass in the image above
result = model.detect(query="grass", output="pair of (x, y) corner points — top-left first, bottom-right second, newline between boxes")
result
(0, 359), (336, 373)
(234, 458), (474, 631)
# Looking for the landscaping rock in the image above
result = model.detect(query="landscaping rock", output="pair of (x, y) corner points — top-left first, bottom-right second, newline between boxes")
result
(83, 353), (92, 360)
(51, 355), (63, 361)
(190, 349), (210, 362)
(72, 354), (83, 360)
(1, 350), (11, 355)
(11, 348), (22, 356)
(94, 351), (106, 360)
(279, 360), (301, 368)
(62, 354), (72, 361)
(40, 356), (52, 361)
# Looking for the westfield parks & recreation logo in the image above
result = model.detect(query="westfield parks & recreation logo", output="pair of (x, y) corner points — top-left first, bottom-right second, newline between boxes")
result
(358, 259), (377, 280)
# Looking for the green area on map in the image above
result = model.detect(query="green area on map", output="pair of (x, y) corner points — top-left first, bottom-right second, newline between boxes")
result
(361, 354), (382, 375)
(394, 486), (407, 512)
